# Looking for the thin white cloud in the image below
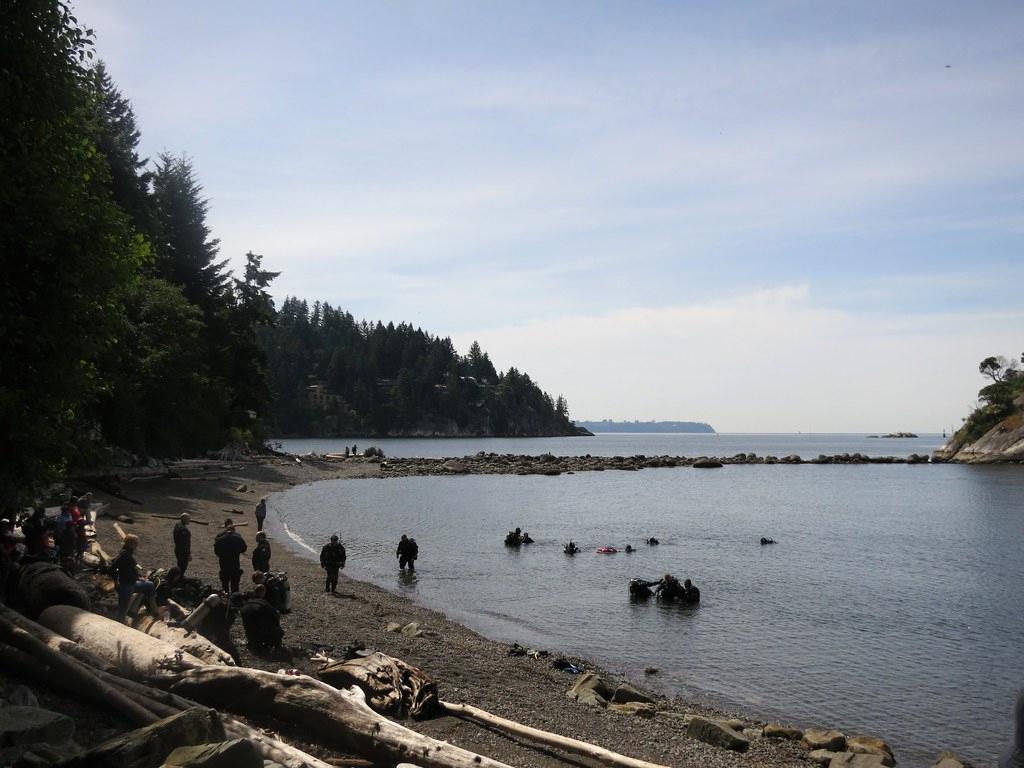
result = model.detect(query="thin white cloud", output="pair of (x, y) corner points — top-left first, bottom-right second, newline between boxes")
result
(453, 286), (1024, 432)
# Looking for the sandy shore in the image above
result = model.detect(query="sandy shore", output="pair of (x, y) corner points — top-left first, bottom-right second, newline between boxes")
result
(82, 456), (812, 768)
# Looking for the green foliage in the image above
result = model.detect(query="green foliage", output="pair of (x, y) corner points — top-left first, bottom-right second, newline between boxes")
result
(0, 0), (148, 510)
(955, 353), (1024, 445)
(1, 2), (281, 510)
(261, 301), (577, 437)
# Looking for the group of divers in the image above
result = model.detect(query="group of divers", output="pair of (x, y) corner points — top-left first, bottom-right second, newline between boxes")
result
(502, 527), (704, 606)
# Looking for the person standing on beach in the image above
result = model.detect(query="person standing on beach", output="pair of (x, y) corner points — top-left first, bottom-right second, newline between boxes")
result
(173, 513), (192, 574)
(214, 519), (247, 593)
(252, 531), (271, 574)
(396, 534), (418, 571)
(319, 535), (346, 593)
(254, 497), (267, 532)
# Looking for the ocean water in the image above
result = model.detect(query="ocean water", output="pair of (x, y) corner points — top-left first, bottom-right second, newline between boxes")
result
(273, 435), (1023, 767)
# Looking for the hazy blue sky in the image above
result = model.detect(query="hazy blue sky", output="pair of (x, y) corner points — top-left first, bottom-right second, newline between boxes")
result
(78, 1), (1023, 431)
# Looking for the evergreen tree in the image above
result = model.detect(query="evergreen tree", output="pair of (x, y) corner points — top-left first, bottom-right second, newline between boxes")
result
(0, 0), (148, 509)
(150, 153), (230, 317)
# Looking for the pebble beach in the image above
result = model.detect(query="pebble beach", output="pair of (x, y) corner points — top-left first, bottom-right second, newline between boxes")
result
(76, 455), (839, 767)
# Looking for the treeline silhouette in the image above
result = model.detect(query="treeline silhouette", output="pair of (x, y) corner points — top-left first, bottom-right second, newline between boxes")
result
(262, 299), (580, 438)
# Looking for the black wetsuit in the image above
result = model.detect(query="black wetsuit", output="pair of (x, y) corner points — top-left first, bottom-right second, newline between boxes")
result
(397, 537), (418, 571)
(239, 596), (283, 651)
(320, 541), (346, 593)
(213, 529), (247, 593)
(173, 522), (191, 574)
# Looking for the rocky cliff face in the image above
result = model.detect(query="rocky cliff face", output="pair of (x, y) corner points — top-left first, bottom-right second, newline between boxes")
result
(933, 393), (1024, 463)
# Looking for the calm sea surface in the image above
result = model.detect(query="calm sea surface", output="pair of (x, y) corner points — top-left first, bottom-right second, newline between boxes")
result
(273, 434), (1023, 767)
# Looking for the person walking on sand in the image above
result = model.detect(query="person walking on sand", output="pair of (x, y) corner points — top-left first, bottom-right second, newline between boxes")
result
(320, 535), (346, 593)
(214, 519), (247, 593)
(252, 531), (271, 574)
(254, 497), (267, 533)
(396, 534), (418, 571)
(173, 513), (192, 574)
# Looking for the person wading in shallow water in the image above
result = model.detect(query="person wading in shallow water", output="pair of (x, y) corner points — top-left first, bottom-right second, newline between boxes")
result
(396, 534), (418, 571)
(320, 535), (346, 593)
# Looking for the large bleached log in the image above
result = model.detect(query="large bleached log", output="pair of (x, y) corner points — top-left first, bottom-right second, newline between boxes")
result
(37, 605), (205, 679)
(131, 614), (235, 666)
(0, 602), (113, 671)
(0, 616), (156, 726)
(167, 666), (515, 768)
(442, 700), (671, 768)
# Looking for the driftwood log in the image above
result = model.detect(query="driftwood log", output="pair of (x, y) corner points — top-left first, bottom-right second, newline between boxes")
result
(442, 701), (671, 768)
(37, 605), (206, 678)
(318, 651), (439, 719)
(130, 614), (235, 667)
(166, 666), (515, 768)
(15, 561), (92, 618)
(0, 602), (112, 671)
(0, 615), (156, 726)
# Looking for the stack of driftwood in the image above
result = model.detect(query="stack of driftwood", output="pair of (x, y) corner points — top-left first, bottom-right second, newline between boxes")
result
(0, 565), (670, 768)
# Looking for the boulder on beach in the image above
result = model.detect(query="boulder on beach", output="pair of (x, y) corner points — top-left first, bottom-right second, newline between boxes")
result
(764, 723), (803, 740)
(566, 673), (614, 708)
(828, 752), (890, 768)
(802, 729), (847, 752)
(847, 735), (895, 765)
(686, 716), (750, 752)
(611, 683), (654, 705)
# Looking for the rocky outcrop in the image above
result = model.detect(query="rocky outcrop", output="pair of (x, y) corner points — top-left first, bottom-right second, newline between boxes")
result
(934, 393), (1024, 464)
(374, 450), (937, 478)
(802, 729), (847, 752)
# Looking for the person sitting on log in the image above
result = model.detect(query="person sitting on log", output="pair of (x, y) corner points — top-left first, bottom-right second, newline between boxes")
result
(112, 534), (157, 621)
(239, 586), (284, 653)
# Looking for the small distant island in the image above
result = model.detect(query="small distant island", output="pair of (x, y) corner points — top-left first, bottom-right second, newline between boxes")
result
(576, 420), (715, 434)
(867, 432), (918, 439)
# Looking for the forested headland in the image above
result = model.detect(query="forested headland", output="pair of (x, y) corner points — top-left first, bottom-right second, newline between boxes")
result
(935, 354), (1024, 463)
(0, 1), (581, 512)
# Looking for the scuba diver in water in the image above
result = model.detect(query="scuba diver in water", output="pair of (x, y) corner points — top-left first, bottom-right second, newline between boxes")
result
(504, 528), (522, 546)
(563, 540), (580, 555)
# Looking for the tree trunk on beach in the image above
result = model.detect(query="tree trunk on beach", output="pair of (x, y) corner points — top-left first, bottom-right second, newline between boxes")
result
(166, 666), (515, 768)
(37, 605), (206, 678)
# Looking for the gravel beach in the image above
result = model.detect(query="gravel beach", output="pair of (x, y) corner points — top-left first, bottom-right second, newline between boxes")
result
(80, 456), (816, 767)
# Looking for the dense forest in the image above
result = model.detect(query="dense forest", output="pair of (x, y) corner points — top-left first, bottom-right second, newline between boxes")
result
(0, 1), (579, 512)
(261, 299), (582, 438)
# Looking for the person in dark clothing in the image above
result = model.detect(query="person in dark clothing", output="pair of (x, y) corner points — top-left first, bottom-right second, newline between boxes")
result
(683, 578), (700, 605)
(173, 513), (192, 574)
(254, 498), (267, 533)
(239, 587), (284, 652)
(396, 534), (418, 571)
(252, 531), (271, 573)
(112, 534), (156, 621)
(654, 573), (684, 602)
(319, 535), (346, 593)
(213, 519), (247, 593)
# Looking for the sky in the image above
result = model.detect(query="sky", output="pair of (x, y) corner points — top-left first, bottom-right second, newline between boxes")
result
(76, 1), (1023, 432)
